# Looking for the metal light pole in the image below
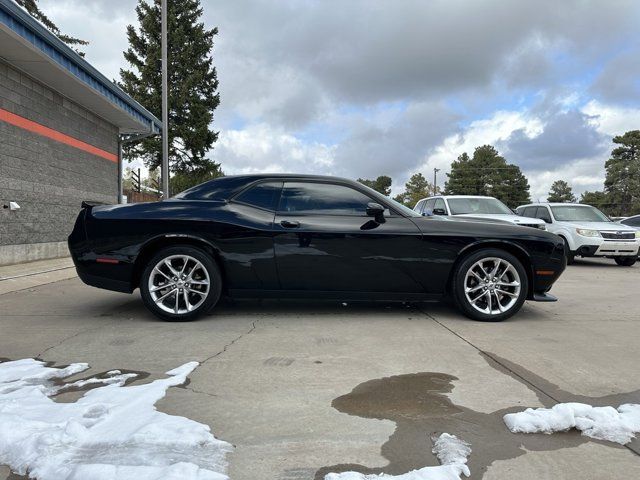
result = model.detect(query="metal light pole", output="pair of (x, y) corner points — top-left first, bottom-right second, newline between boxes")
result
(161, 0), (169, 199)
(433, 167), (440, 195)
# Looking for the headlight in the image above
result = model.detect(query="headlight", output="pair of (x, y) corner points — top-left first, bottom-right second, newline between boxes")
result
(636, 231), (640, 238)
(576, 228), (601, 237)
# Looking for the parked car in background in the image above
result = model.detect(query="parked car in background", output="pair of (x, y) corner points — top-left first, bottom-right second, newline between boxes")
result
(68, 175), (567, 322)
(516, 203), (640, 266)
(414, 195), (547, 230)
(619, 214), (640, 230)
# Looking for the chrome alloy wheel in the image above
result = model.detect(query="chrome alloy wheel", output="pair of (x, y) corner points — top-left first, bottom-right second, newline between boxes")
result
(463, 257), (521, 315)
(148, 254), (210, 314)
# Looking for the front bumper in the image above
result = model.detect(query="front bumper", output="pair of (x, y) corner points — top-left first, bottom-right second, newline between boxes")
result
(576, 241), (639, 257)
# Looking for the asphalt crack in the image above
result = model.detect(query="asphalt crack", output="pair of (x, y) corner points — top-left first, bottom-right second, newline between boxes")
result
(198, 318), (260, 366)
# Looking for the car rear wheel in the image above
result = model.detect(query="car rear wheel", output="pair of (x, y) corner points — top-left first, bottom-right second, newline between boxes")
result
(140, 245), (222, 321)
(452, 249), (528, 322)
(614, 256), (637, 266)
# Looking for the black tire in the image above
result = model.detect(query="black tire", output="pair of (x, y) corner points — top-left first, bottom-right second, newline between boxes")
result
(560, 237), (575, 265)
(140, 245), (222, 321)
(451, 248), (529, 322)
(614, 256), (637, 266)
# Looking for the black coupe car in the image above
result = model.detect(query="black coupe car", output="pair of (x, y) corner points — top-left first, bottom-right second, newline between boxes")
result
(68, 174), (566, 322)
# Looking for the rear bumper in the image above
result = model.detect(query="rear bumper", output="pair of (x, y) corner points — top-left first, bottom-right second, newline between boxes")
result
(75, 266), (133, 293)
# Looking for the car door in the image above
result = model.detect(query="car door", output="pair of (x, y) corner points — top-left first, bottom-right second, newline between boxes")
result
(273, 180), (425, 293)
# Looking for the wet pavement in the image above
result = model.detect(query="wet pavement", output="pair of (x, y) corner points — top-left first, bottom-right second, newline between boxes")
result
(1, 257), (639, 479)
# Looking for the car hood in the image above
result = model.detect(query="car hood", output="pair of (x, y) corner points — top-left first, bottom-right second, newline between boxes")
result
(455, 213), (545, 225)
(558, 221), (638, 231)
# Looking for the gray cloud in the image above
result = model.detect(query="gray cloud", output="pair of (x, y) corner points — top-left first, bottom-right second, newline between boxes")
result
(499, 110), (608, 171)
(591, 47), (640, 104)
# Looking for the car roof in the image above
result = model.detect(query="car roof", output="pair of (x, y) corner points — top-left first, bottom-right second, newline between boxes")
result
(417, 195), (495, 202)
(175, 173), (370, 201)
(518, 203), (589, 208)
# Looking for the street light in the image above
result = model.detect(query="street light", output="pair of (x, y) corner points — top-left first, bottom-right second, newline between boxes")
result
(433, 168), (441, 195)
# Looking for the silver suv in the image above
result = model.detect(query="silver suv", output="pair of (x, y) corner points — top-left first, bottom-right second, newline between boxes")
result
(414, 195), (547, 230)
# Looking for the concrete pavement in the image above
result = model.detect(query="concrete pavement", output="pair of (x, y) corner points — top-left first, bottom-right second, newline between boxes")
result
(0, 258), (639, 479)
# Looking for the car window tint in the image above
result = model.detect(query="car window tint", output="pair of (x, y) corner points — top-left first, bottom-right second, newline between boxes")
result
(234, 182), (282, 210)
(414, 199), (425, 212)
(622, 216), (640, 227)
(522, 206), (537, 218)
(425, 199), (436, 211)
(279, 182), (373, 215)
(433, 198), (446, 211)
(536, 207), (552, 223)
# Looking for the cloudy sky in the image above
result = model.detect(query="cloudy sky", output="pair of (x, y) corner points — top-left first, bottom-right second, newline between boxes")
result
(41, 0), (640, 199)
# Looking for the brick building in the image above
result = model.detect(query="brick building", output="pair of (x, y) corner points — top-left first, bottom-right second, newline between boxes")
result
(0, 0), (161, 265)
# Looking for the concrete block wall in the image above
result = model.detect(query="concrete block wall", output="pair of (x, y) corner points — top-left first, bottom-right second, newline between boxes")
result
(0, 58), (119, 265)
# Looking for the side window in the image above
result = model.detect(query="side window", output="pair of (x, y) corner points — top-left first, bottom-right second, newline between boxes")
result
(433, 198), (447, 213)
(522, 206), (537, 218)
(278, 182), (373, 215)
(414, 199), (425, 213)
(515, 207), (524, 215)
(536, 207), (552, 223)
(622, 216), (640, 227)
(233, 182), (282, 211)
(424, 198), (436, 212)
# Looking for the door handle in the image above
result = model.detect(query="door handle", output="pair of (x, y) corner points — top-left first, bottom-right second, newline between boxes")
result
(280, 220), (300, 228)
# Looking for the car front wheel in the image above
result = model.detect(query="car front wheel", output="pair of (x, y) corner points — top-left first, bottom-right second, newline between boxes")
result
(614, 256), (637, 266)
(140, 245), (222, 321)
(452, 249), (528, 322)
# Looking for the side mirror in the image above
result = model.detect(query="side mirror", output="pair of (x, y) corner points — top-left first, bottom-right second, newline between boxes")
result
(432, 207), (447, 216)
(366, 202), (386, 223)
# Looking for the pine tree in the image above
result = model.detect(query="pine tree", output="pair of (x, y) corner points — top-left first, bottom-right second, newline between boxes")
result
(603, 130), (640, 216)
(357, 176), (392, 196)
(580, 190), (611, 214)
(394, 173), (432, 207)
(15, 0), (88, 55)
(120, 0), (220, 174)
(547, 180), (576, 203)
(444, 145), (531, 208)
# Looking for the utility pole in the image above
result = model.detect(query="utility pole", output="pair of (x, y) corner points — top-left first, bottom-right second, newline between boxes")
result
(433, 167), (440, 195)
(161, 0), (169, 199)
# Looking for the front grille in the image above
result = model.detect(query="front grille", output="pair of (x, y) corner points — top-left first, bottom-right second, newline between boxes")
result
(600, 231), (635, 240)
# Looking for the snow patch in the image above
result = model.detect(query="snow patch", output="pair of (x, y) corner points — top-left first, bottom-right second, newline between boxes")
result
(324, 433), (470, 480)
(0, 358), (232, 480)
(504, 402), (640, 444)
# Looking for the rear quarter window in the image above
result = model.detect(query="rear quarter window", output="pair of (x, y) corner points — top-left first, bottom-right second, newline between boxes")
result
(233, 182), (282, 211)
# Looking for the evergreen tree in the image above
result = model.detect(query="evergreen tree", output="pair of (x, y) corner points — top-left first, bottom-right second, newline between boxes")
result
(547, 180), (577, 203)
(603, 130), (640, 216)
(444, 145), (531, 208)
(580, 191), (611, 215)
(394, 173), (432, 207)
(170, 162), (224, 194)
(120, 0), (220, 174)
(15, 0), (88, 54)
(357, 175), (392, 196)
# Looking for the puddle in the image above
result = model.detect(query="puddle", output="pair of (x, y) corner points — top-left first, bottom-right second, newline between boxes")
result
(315, 352), (640, 479)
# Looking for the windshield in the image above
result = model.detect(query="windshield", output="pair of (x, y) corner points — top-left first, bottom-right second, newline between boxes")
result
(551, 205), (610, 222)
(448, 197), (512, 215)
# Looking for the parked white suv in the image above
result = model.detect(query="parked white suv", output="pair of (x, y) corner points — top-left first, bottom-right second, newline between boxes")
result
(414, 195), (547, 230)
(516, 203), (640, 266)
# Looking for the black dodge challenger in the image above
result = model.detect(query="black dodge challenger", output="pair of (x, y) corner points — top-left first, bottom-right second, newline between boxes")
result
(68, 174), (566, 322)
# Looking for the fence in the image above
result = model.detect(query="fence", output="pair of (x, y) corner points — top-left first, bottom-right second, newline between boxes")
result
(123, 189), (160, 203)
